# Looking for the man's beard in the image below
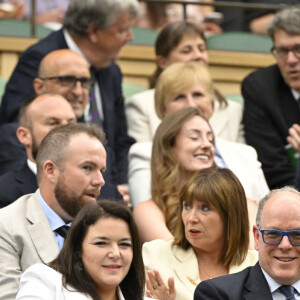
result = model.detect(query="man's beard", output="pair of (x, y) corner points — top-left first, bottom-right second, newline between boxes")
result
(54, 173), (98, 219)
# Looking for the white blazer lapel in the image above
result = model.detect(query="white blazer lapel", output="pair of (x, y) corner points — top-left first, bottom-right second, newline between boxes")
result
(172, 246), (200, 294)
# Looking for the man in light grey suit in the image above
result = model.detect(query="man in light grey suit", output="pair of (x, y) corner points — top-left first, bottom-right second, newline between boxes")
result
(0, 123), (106, 300)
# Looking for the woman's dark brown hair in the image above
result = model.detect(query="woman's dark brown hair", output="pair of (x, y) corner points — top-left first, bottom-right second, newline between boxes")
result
(173, 167), (249, 268)
(50, 200), (145, 300)
(150, 20), (227, 107)
(150, 20), (206, 88)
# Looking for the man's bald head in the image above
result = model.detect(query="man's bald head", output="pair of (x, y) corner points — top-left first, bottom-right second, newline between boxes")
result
(17, 93), (76, 162)
(34, 49), (90, 118)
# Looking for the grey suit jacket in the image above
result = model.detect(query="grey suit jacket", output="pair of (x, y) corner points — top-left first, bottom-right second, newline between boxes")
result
(0, 192), (59, 300)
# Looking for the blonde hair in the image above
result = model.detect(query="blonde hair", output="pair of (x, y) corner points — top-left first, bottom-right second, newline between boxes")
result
(155, 62), (215, 120)
(151, 107), (214, 234)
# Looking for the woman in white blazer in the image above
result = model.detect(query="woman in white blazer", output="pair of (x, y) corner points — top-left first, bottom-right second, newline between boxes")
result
(143, 167), (258, 300)
(125, 20), (245, 144)
(16, 201), (151, 300)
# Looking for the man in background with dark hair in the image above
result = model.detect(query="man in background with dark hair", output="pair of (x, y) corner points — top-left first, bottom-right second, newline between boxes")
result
(242, 6), (300, 189)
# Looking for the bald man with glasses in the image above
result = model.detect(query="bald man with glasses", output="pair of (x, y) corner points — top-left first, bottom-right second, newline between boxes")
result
(194, 186), (300, 300)
(33, 49), (91, 120)
(242, 6), (300, 190)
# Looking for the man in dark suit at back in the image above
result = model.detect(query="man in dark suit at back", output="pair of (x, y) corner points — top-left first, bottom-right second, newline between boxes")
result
(194, 186), (300, 300)
(242, 6), (300, 190)
(0, 0), (138, 201)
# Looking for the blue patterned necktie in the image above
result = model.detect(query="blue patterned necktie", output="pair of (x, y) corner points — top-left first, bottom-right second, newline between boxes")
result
(89, 68), (102, 127)
(279, 285), (297, 300)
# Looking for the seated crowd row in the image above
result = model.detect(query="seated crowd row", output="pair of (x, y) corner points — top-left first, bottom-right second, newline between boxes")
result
(0, 1), (300, 299)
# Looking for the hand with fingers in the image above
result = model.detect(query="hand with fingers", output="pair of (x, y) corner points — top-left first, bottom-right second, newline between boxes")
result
(287, 124), (300, 152)
(146, 270), (176, 300)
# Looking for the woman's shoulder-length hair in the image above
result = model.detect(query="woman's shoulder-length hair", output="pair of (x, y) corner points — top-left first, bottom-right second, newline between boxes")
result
(173, 166), (249, 267)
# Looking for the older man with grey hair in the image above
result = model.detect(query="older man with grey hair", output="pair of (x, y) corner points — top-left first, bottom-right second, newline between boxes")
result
(242, 6), (300, 190)
(0, 0), (138, 199)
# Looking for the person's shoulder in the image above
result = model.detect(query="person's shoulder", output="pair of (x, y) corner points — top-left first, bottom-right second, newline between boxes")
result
(243, 64), (280, 84)
(143, 238), (172, 249)
(0, 193), (36, 218)
(24, 263), (58, 277)
(19, 263), (63, 292)
(200, 264), (253, 289)
(21, 29), (65, 58)
(129, 141), (152, 157)
(126, 89), (155, 104)
(142, 239), (173, 260)
(216, 137), (257, 155)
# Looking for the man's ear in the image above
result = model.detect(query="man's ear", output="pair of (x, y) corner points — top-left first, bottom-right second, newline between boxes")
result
(33, 77), (45, 95)
(87, 23), (99, 43)
(16, 126), (31, 146)
(156, 55), (169, 70)
(253, 225), (260, 251)
(43, 160), (59, 184)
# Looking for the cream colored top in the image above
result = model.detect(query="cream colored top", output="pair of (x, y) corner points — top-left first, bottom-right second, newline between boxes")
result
(142, 239), (258, 300)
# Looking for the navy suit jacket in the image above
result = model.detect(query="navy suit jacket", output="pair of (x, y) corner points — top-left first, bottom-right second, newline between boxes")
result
(0, 29), (135, 184)
(242, 64), (300, 189)
(194, 263), (273, 300)
(0, 123), (26, 176)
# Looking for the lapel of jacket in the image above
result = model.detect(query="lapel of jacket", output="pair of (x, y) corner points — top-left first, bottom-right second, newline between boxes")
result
(26, 193), (59, 263)
(172, 245), (200, 293)
(244, 263), (273, 300)
(15, 163), (38, 195)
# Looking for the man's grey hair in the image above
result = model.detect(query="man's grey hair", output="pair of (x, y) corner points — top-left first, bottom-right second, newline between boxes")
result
(268, 5), (300, 40)
(63, 0), (139, 36)
(256, 186), (300, 226)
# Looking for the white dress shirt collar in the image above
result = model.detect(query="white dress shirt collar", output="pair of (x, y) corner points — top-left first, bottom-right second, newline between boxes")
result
(27, 159), (37, 175)
(261, 267), (300, 299)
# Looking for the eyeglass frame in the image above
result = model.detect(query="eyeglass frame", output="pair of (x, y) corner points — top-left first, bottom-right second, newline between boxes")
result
(40, 75), (93, 89)
(258, 227), (300, 246)
(271, 44), (300, 61)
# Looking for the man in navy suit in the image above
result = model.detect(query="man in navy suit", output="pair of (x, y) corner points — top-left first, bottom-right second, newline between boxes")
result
(242, 6), (300, 189)
(0, 0), (138, 202)
(194, 186), (300, 299)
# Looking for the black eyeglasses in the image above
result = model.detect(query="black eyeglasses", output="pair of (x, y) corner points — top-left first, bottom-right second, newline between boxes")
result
(271, 44), (300, 61)
(40, 76), (92, 89)
(259, 227), (300, 246)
